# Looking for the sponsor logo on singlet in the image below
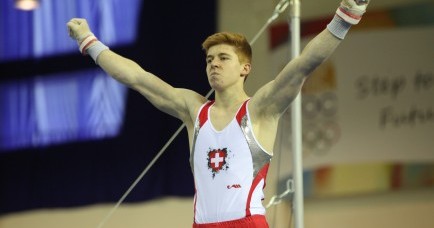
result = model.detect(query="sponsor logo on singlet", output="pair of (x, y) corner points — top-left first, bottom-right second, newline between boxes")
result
(227, 184), (242, 189)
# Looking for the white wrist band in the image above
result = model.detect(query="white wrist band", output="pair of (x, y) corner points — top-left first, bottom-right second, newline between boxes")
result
(86, 41), (109, 64)
(327, 15), (352, 40)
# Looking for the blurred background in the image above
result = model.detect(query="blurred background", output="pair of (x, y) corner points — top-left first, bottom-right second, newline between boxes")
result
(0, 0), (433, 227)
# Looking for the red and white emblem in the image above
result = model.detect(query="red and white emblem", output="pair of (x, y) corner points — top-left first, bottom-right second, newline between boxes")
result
(207, 148), (229, 178)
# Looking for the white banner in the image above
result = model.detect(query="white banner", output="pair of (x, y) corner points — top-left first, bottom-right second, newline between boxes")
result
(272, 26), (434, 171)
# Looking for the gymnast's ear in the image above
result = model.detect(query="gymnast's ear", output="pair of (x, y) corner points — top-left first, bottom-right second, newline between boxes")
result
(240, 63), (251, 77)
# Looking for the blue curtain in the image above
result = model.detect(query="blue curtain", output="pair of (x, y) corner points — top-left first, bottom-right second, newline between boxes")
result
(0, 70), (127, 150)
(0, 0), (142, 151)
(0, 0), (141, 60)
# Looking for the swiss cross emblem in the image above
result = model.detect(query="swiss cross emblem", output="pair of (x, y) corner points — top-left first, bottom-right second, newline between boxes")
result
(207, 148), (229, 178)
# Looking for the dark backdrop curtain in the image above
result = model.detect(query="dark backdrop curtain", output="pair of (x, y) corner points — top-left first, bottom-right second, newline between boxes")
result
(0, 0), (142, 151)
(0, 0), (216, 215)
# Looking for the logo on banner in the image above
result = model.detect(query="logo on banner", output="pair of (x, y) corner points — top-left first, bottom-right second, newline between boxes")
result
(207, 148), (229, 178)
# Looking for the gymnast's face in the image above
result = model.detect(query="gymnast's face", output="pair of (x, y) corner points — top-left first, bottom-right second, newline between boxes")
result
(205, 44), (250, 91)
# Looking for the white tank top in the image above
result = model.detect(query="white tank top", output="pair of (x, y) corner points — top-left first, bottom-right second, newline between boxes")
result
(190, 99), (272, 224)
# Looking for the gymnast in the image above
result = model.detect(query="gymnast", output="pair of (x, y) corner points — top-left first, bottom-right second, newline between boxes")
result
(67, 0), (370, 227)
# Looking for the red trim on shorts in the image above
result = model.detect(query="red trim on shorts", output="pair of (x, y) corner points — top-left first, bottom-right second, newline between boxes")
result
(193, 215), (268, 228)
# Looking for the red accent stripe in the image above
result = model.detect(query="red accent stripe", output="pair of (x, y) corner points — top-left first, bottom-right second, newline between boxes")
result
(199, 100), (214, 128)
(81, 38), (97, 55)
(236, 100), (249, 125)
(79, 34), (93, 45)
(338, 7), (362, 20)
(245, 163), (270, 216)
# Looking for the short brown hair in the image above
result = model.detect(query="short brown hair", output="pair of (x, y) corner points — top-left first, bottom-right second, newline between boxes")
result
(202, 32), (252, 64)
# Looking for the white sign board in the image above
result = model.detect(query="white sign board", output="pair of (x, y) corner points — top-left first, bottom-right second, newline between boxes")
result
(272, 26), (434, 171)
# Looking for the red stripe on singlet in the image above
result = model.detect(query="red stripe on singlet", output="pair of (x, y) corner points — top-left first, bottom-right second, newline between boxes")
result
(199, 101), (214, 128)
(245, 163), (270, 216)
(236, 100), (249, 125)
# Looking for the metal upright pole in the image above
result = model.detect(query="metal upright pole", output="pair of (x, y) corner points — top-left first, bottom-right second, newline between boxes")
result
(289, 0), (304, 228)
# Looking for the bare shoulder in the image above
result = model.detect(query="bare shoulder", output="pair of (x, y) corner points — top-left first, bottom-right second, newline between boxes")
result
(248, 80), (282, 119)
(176, 88), (208, 122)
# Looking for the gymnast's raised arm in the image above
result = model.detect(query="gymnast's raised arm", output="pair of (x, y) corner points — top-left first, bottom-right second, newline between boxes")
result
(249, 0), (370, 118)
(66, 18), (206, 122)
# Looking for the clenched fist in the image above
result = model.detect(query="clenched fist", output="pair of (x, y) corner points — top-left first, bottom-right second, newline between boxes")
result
(67, 18), (94, 43)
(337, 0), (370, 25)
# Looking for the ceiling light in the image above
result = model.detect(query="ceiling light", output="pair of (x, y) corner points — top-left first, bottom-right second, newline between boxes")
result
(15, 0), (40, 11)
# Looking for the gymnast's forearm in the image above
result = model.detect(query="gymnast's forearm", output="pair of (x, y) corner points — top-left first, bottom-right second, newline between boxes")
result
(92, 48), (147, 87)
(297, 0), (371, 76)
(82, 38), (175, 101)
(67, 18), (150, 88)
(297, 29), (341, 76)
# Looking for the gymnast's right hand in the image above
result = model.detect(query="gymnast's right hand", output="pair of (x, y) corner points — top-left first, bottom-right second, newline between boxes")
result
(67, 18), (94, 43)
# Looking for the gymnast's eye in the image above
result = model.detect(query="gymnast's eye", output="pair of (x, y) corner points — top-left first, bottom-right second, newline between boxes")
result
(206, 57), (213, 64)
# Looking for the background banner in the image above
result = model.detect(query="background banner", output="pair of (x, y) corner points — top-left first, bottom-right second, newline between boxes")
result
(272, 26), (434, 172)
